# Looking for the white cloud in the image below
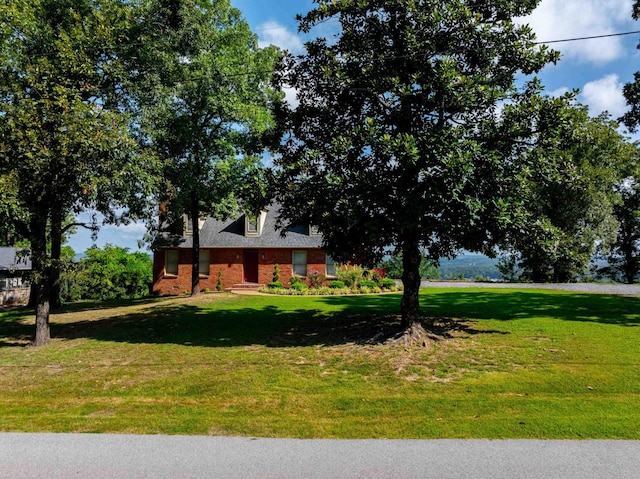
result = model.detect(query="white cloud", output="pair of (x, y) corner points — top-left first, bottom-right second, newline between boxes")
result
(580, 74), (628, 117)
(257, 20), (304, 54)
(549, 86), (570, 97)
(519, 0), (634, 64)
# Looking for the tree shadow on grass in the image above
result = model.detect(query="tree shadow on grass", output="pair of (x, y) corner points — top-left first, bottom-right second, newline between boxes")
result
(3, 290), (636, 349)
(420, 290), (640, 326)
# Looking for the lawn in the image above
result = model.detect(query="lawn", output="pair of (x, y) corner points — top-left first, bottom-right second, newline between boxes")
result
(1, 288), (639, 439)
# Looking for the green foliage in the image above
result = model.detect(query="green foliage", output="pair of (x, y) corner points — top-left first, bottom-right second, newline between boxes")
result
(272, 263), (280, 282)
(358, 280), (377, 289)
(380, 278), (396, 290)
(273, 0), (559, 324)
(336, 265), (364, 288)
(0, 0), (158, 343)
(216, 270), (223, 292)
(329, 280), (345, 289)
(291, 282), (309, 292)
(378, 253), (440, 280)
(504, 110), (633, 283)
(61, 245), (152, 302)
(268, 281), (284, 289)
(137, 0), (281, 295)
(289, 275), (302, 287)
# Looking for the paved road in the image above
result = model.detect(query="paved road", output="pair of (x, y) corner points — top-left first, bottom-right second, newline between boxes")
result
(1, 434), (639, 479)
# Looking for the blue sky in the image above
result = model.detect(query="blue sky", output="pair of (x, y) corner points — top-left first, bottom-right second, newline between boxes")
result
(67, 0), (640, 254)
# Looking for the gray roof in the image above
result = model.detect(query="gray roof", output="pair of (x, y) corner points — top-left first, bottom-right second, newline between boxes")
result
(0, 247), (32, 270)
(165, 205), (324, 249)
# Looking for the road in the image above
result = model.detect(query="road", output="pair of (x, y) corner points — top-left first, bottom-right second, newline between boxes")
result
(1, 434), (639, 479)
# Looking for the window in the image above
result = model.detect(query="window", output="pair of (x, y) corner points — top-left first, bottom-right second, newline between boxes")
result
(165, 250), (179, 276)
(184, 214), (193, 236)
(246, 214), (258, 235)
(199, 250), (210, 276)
(292, 251), (307, 277)
(326, 255), (339, 277)
(309, 225), (321, 236)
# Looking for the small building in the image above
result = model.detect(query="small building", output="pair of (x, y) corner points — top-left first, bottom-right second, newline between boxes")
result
(152, 205), (338, 295)
(0, 247), (31, 305)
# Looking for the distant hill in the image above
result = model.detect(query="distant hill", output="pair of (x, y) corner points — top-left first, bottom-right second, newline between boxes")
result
(439, 254), (501, 280)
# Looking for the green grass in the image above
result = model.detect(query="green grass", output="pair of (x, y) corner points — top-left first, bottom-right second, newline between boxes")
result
(1, 288), (640, 438)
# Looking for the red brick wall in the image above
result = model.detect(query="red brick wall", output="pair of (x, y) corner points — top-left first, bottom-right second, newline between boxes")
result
(152, 247), (329, 295)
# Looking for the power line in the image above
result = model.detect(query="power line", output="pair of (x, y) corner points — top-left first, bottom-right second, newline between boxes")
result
(534, 29), (640, 45)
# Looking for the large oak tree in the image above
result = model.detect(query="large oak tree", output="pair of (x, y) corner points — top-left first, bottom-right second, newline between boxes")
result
(0, 0), (155, 345)
(136, 0), (281, 296)
(273, 0), (559, 331)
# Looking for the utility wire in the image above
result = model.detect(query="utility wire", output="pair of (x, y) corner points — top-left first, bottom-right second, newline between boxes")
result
(535, 29), (640, 45)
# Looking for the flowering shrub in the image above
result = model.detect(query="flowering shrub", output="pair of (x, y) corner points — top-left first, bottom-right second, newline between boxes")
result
(308, 269), (325, 289)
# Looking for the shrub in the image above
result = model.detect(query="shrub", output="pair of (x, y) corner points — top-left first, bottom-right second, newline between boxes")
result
(216, 270), (223, 291)
(329, 280), (345, 289)
(337, 264), (364, 288)
(273, 263), (280, 282)
(291, 282), (309, 292)
(308, 269), (325, 289)
(289, 275), (302, 286)
(380, 278), (396, 290)
(358, 280), (377, 288)
(268, 281), (284, 289)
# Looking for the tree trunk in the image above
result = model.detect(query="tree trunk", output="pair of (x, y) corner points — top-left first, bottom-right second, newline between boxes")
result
(400, 239), (421, 329)
(31, 213), (51, 346)
(190, 190), (200, 297)
(49, 208), (62, 309)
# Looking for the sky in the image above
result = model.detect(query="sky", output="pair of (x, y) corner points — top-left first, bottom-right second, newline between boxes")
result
(67, 0), (640, 254)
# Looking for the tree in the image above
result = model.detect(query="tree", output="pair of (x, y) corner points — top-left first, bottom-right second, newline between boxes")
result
(622, 1), (640, 130)
(136, 0), (280, 296)
(503, 109), (632, 283)
(273, 0), (558, 332)
(0, 0), (155, 345)
(62, 245), (152, 301)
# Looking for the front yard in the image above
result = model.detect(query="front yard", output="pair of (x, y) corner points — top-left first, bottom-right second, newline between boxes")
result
(1, 288), (639, 438)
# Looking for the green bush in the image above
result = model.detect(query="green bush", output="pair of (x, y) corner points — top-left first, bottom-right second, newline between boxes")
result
(61, 244), (152, 302)
(337, 265), (364, 288)
(268, 281), (284, 289)
(272, 263), (280, 282)
(380, 278), (396, 290)
(358, 280), (377, 288)
(329, 280), (345, 289)
(291, 282), (309, 291)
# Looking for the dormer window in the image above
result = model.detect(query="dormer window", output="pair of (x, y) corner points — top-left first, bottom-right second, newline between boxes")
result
(309, 225), (321, 236)
(246, 214), (259, 235)
(245, 210), (267, 236)
(184, 214), (205, 236)
(184, 215), (193, 236)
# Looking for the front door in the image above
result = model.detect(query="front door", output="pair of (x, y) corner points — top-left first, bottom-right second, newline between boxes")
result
(243, 250), (259, 283)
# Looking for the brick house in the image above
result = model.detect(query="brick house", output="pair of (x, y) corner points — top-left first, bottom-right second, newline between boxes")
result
(0, 247), (31, 305)
(151, 205), (338, 295)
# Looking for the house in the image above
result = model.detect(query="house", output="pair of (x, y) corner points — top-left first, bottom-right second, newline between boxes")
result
(0, 247), (31, 305)
(151, 204), (339, 295)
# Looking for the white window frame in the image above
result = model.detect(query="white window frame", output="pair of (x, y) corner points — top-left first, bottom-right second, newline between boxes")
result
(309, 225), (321, 236)
(292, 250), (307, 277)
(165, 250), (179, 276)
(326, 254), (338, 277)
(246, 214), (259, 235)
(184, 214), (193, 236)
(199, 250), (210, 276)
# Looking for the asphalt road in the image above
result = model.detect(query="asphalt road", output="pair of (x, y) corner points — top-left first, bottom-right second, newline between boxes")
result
(1, 434), (639, 479)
